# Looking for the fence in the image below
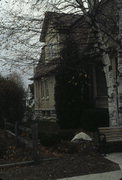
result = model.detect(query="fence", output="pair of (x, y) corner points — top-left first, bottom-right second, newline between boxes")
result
(5, 122), (39, 162)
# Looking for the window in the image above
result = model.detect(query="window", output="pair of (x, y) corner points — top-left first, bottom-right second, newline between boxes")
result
(41, 80), (44, 98)
(35, 81), (40, 107)
(40, 78), (49, 99)
(45, 79), (49, 98)
(45, 43), (59, 61)
(35, 81), (39, 100)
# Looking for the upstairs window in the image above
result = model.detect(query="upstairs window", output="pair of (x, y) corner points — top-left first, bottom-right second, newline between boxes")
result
(45, 32), (60, 61)
(45, 43), (59, 61)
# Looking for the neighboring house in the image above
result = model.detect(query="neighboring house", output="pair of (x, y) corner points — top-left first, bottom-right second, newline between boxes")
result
(26, 83), (34, 109)
(33, 0), (122, 127)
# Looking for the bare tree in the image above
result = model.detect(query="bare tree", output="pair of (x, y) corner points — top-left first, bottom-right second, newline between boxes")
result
(0, 0), (44, 72)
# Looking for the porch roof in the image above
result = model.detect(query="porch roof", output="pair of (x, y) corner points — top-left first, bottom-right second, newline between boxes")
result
(32, 59), (59, 80)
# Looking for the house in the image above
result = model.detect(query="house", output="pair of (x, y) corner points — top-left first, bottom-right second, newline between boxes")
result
(33, 12), (83, 122)
(26, 83), (34, 109)
(33, 0), (122, 128)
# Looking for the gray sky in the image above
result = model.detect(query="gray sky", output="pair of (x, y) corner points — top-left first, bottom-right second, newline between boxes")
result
(0, 0), (44, 88)
(0, 0), (79, 88)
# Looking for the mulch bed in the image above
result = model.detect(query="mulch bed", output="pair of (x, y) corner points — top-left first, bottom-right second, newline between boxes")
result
(0, 129), (120, 180)
(0, 152), (120, 180)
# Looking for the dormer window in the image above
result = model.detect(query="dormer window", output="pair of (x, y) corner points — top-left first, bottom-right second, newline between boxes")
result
(45, 42), (59, 61)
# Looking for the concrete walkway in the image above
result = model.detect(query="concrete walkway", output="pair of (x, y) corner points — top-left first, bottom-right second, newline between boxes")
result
(57, 153), (122, 180)
(106, 153), (122, 170)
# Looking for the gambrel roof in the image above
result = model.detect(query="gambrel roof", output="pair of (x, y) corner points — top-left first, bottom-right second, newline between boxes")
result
(40, 11), (82, 42)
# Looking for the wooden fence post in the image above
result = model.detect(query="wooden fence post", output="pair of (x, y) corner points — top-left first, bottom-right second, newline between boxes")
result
(15, 122), (18, 136)
(31, 123), (38, 162)
(15, 122), (19, 146)
(4, 118), (6, 130)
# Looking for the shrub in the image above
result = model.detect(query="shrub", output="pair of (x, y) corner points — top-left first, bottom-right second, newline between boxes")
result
(39, 129), (76, 147)
(56, 141), (80, 154)
(39, 133), (61, 147)
(0, 75), (25, 127)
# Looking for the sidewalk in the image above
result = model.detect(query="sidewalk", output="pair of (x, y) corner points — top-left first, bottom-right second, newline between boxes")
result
(106, 153), (122, 170)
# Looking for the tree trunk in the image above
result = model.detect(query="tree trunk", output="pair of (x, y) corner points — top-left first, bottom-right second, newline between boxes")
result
(102, 53), (119, 126)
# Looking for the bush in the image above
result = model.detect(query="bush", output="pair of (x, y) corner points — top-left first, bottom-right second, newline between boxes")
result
(0, 75), (25, 127)
(39, 133), (61, 147)
(39, 131), (80, 154)
(39, 129), (76, 147)
(55, 141), (80, 154)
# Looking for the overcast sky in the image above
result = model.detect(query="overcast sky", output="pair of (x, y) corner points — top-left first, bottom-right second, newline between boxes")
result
(0, 0), (45, 88)
(0, 0), (79, 88)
